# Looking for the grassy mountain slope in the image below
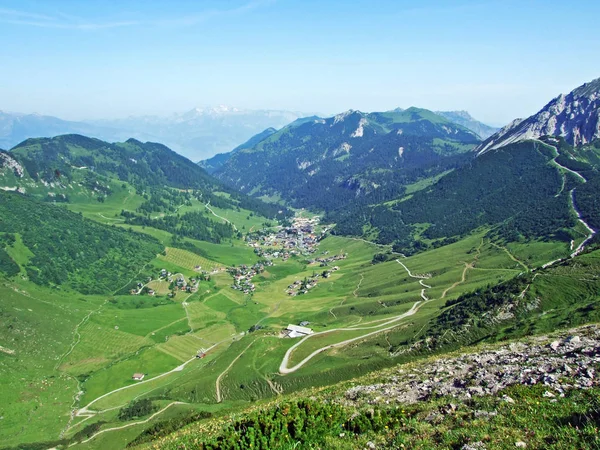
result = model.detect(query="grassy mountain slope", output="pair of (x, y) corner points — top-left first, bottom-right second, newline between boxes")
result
(215, 108), (480, 211)
(11, 134), (221, 191)
(129, 246), (600, 450)
(2, 134), (289, 242)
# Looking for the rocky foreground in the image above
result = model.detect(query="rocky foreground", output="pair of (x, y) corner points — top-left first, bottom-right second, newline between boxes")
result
(345, 325), (600, 406)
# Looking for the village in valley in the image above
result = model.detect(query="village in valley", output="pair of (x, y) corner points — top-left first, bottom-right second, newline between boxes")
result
(126, 214), (350, 345)
(130, 268), (207, 298)
(239, 215), (347, 296)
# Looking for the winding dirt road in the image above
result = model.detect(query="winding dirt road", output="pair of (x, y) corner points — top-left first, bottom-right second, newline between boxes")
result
(205, 201), (238, 231)
(539, 140), (596, 263)
(279, 259), (432, 374)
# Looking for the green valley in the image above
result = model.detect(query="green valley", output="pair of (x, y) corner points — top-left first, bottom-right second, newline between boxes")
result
(1, 80), (599, 450)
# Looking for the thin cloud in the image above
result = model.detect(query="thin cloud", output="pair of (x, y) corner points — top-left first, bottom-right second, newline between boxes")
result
(0, 0), (274, 30)
(0, 18), (138, 29)
(0, 7), (56, 21)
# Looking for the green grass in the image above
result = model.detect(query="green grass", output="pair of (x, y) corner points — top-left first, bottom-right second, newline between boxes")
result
(80, 347), (182, 405)
(158, 247), (224, 272)
(204, 203), (270, 231)
(402, 169), (454, 196)
(3, 233), (34, 271)
(4, 216), (596, 449)
(66, 181), (145, 224)
(0, 283), (94, 447)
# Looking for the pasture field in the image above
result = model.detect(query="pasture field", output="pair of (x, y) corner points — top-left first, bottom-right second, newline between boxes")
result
(203, 202), (273, 231)
(66, 180), (144, 223)
(158, 247), (225, 273)
(1, 215), (586, 449)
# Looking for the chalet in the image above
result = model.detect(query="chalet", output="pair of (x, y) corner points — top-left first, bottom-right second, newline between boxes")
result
(147, 289), (155, 296)
(132, 373), (145, 381)
(282, 324), (314, 338)
(299, 321), (310, 327)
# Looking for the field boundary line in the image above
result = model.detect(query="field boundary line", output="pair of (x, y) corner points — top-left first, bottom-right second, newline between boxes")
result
(71, 402), (188, 446)
(216, 340), (255, 402)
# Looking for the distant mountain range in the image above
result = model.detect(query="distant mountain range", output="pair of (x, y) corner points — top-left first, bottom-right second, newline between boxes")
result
(0, 107), (306, 161)
(435, 110), (499, 139)
(1, 106), (497, 163)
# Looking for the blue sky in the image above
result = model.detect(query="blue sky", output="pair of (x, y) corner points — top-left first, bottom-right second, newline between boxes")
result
(1, 0), (599, 125)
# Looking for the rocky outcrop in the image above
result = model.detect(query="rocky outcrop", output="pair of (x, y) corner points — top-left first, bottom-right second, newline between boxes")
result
(344, 325), (600, 406)
(0, 151), (24, 177)
(477, 77), (600, 154)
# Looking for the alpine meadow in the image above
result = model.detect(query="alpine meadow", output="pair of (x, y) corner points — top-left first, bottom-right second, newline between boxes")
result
(1, 2), (600, 449)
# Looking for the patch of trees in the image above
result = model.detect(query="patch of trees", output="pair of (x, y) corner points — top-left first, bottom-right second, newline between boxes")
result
(371, 253), (392, 264)
(118, 399), (156, 421)
(71, 421), (107, 443)
(0, 247), (19, 277)
(136, 188), (192, 215)
(123, 210), (234, 243)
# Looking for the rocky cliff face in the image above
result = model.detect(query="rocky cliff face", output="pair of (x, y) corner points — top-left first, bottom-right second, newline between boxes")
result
(477, 77), (600, 154)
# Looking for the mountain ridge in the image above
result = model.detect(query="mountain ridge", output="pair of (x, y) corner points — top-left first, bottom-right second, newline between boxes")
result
(213, 107), (481, 211)
(477, 77), (600, 154)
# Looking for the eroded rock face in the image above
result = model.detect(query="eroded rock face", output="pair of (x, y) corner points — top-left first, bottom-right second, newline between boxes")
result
(344, 325), (600, 406)
(477, 78), (600, 154)
(0, 151), (24, 177)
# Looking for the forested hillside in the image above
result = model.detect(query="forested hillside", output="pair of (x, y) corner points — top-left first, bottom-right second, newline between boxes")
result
(0, 190), (162, 293)
(215, 108), (480, 211)
(330, 141), (578, 250)
(201, 127), (277, 173)
(11, 134), (224, 191)
(329, 136), (600, 257)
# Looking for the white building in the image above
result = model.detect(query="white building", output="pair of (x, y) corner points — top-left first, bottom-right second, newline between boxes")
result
(283, 324), (314, 338)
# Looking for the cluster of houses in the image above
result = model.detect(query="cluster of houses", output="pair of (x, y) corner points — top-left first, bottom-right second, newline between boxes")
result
(130, 269), (199, 296)
(246, 216), (327, 259)
(285, 266), (339, 296)
(228, 261), (273, 294)
(310, 253), (347, 266)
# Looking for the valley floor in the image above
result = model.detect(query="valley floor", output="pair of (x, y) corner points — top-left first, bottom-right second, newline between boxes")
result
(2, 208), (599, 449)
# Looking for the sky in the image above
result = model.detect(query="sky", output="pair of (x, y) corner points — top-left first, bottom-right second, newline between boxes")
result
(1, 0), (599, 126)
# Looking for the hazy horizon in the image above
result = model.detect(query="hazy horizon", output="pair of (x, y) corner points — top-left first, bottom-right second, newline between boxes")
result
(1, 0), (599, 126)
